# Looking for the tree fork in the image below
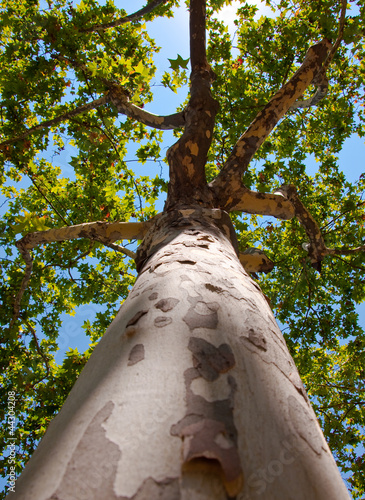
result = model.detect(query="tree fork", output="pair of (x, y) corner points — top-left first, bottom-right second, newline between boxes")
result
(209, 39), (332, 207)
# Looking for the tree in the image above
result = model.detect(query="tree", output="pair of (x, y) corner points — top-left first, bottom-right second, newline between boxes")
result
(1, 0), (364, 497)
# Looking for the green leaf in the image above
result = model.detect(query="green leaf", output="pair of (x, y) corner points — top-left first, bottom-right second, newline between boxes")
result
(168, 54), (190, 71)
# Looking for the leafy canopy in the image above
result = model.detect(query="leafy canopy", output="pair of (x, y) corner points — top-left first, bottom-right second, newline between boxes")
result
(0, 0), (364, 497)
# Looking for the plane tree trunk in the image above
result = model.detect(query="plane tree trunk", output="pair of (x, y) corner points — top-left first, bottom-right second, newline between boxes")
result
(10, 208), (349, 500)
(6, 0), (352, 498)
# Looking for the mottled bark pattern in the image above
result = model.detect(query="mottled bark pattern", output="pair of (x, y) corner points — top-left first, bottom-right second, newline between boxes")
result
(11, 210), (350, 500)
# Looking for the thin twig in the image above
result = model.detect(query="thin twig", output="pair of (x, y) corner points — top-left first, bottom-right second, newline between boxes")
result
(96, 239), (136, 259)
(28, 175), (70, 227)
(322, 0), (347, 73)
(9, 247), (33, 331)
(24, 320), (51, 377)
(0, 96), (109, 146)
(289, 0), (347, 111)
(80, 0), (169, 33)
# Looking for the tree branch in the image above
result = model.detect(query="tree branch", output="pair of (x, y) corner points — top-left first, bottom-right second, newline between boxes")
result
(80, 0), (169, 33)
(288, 80), (329, 111)
(17, 219), (152, 251)
(278, 184), (328, 270)
(209, 39), (332, 204)
(278, 185), (365, 271)
(9, 219), (155, 329)
(165, 0), (219, 209)
(189, 0), (207, 72)
(321, 0), (347, 76)
(0, 84), (185, 146)
(9, 247), (33, 331)
(94, 239), (136, 259)
(327, 245), (365, 256)
(239, 248), (274, 273)
(107, 84), (185, 129)
(222, 185), (295, 219)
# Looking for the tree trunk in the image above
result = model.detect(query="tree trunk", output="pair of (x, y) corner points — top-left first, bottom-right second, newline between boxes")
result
(10, 208), (350, 500)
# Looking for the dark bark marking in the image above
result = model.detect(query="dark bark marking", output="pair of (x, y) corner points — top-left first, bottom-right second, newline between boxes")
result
(154, 316), (173, 328)
(204, 283), (225, 294)
(183, 300), (219, 331)
(197, 234), (215, 243)
(50, 402), (122, 500)
(178, 259), (196, 265)
(148, 292), (158, 301)
(188, 337), (235, 381)
(126, 310), (148, 327)
(155, 298), (180, 312)
(128, 344), (145, 366)
(245, 328), (268, 351)
(181, 418), (242, 483)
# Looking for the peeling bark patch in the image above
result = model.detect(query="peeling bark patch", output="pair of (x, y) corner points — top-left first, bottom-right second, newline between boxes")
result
(183, 301), (219, 331)
(171, 376), (243, 497)
(155, 298), (180, 312)
(171, 350), (242, 498)
(148, 292), (158, 301)
(181, 419), (242, 484)
(188, 337), (235, 381)
(51, 402), (122, 500)
(128, 344), (145, 366)
(154, 316), (173, 328)
(126, 310), (148, 327)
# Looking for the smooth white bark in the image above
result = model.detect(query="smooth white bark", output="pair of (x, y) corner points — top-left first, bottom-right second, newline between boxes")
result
(9, 209), (350, 500)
